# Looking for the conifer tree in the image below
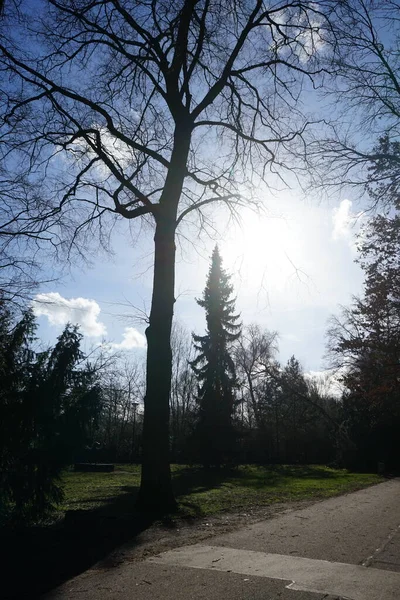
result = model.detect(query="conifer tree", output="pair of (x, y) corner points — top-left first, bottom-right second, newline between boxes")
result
(328, 209), (400, 469)
(0, 303), (102, 523)
(191, 246), (241, 467)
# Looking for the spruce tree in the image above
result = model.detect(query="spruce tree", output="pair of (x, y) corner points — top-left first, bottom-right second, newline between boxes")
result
(0, 304), (102, 524)
(191, 246), (241, 467)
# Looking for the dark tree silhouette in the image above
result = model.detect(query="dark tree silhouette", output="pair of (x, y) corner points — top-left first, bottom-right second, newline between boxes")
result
(327, 209), (400, 469)
(0, 0), (332, 510)
(191, 246), (241, 466)
(0, 305), (102, 523)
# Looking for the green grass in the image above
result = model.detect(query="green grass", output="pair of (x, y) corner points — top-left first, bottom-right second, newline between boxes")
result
(59, 464), (383, 518)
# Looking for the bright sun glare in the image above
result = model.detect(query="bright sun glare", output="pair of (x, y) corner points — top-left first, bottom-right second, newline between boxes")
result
(221, 210), (304, 297)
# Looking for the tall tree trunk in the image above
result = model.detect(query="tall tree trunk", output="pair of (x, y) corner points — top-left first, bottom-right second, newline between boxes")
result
(136, 125), (191, 512)
(137, 216), (177, 511)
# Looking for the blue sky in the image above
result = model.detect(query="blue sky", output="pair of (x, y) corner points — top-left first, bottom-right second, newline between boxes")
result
(32, 188), (365, 373)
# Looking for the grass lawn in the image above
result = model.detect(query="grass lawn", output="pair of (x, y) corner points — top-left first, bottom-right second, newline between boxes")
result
(60, 464), (383, 518)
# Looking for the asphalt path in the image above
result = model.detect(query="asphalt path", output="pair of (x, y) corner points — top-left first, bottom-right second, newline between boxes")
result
(45, 478), (400, 600)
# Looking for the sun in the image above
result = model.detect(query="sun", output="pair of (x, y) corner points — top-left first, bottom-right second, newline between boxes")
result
(220, 209), (304, 295)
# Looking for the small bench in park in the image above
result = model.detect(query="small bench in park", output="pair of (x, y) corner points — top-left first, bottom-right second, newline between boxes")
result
(74, 463), (115, 472)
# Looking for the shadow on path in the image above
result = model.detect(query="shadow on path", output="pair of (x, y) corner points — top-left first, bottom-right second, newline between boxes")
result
(2, 485), (151, 599)
(1, 467), (235, 600)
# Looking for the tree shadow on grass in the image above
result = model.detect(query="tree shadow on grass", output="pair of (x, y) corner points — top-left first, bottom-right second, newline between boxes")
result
(142, 466), (238, 525)
(227, 465), (345, 491)
(172, 464), (344, 496)
(267, 465), (345, 480)
(2, 484), (150, 600)
(173, 465), (235, 496)
(1, 467), (236, 600)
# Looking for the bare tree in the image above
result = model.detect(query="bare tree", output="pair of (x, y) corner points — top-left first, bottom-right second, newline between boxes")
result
(0, 0), (332, 510)
(234, 323), (278, 428)
(310, 0), (400, 202)
(170, 322), (196, 461)
(0, 164), (59, 304)
(98, 359), (144, 461)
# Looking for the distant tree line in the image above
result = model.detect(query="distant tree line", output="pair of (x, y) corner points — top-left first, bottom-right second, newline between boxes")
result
(172, 248), (342, 468)
(92, 236), (400, 473)
(86, 247), (342, 469)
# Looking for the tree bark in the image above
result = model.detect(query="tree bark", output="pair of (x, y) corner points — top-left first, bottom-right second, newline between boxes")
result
(136, 124), (191, 512)
(136, 215), (177, 511)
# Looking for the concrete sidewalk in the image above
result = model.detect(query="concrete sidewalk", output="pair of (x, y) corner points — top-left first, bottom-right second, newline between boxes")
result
(46, 479), (400, 600)
(204, 477), (400, 565)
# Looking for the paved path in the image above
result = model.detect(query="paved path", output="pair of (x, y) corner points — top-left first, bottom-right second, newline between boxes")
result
(46, 479), (400, 600)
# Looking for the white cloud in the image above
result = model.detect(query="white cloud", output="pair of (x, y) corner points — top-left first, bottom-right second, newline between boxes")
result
(33, 292), (146, 350)
(100, 129), (132, 168)
(110, 327), (147, 350)
(272, 6), (326, 64)
(332, 199), (354, 241)
(60, 124), (134, 181)
(32, 292), (107, 337)
(296, 20), (325, 63)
